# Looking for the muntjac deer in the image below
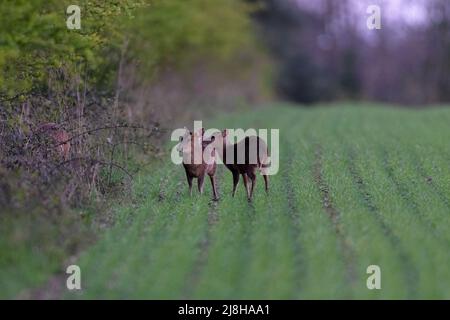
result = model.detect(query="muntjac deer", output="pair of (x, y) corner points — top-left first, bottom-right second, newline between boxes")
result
(177, 128), (218, 200)
(212, 129), (269, 201)
(37, 123), (71, 161)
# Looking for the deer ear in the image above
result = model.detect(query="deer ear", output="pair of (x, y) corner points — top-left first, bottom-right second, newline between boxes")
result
(182, 127), (190, 137)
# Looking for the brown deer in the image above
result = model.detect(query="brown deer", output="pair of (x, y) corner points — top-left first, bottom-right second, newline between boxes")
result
(212, 129), (269, 201)
(177, 128), (218, 200)
(37, 123), (71, 161)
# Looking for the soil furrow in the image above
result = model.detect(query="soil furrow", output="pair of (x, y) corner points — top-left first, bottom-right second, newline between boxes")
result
(182, 169), (222, 298)
(282, 158), (304, 296)
(381, 149), (450, 246)
(347, 151), (418, 298)
(409, 151), (450, 211)
(313, 146), (357, 288)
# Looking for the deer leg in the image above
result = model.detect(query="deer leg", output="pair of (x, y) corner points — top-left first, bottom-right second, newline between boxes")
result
(198, 174), (205, 195)
(242, 174), (250, 200)
(232, 171), (239, 197)
(210, 175), (218, 200)
(186, 173), (193, 196)
(263, 174), (269, 194)
(248, 171), (257, 200)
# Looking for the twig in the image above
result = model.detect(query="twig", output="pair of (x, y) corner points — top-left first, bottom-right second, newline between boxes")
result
(51, 156), (134, 180)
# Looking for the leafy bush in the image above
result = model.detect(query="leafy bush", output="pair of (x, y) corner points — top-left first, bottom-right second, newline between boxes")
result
(127, 0), (256, 72)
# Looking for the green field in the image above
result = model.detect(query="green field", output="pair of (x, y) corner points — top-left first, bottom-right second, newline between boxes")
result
(6, 104), (450, 299)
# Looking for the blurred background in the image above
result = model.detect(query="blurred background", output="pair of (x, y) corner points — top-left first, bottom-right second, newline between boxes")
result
(253, 0), (449, 105)
(0, 0), (449, 298)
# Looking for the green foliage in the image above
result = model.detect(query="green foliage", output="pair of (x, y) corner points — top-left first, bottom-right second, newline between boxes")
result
(126, 0), (257, 74)
(0, 0), (259, 97)
(0, 0), (148, 96)
(0, 203), (93, 299)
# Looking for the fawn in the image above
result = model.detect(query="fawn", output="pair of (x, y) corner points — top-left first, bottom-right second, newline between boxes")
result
(37, 123), (71, 161)
(212, 129), (269, 201)
(177, 128), (218, 200)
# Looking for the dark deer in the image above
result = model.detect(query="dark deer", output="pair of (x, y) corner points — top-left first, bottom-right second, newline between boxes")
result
(212, 129), (269, 201)
(36, 123), (71, 161)
(177, 128), (218, 200)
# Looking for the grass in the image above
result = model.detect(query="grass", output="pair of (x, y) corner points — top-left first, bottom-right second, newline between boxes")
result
(0, 206), (93, 299)
(3, 103), (450, 299)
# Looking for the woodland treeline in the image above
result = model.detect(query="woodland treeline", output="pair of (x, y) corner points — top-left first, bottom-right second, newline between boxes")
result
(251, 0), (450, 105)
